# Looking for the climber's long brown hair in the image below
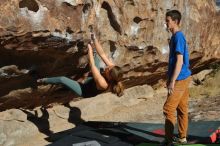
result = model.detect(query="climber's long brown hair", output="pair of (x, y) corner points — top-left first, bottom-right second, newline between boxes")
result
(108, 66), (124, 97)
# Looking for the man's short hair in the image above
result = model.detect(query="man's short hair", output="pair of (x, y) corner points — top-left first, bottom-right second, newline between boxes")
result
(166, 10), (181, 24)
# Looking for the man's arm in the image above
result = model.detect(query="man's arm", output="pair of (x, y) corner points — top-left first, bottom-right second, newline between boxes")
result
(168, 53), (183, 94)
(170, 53), (183, 82)
(88, 44), (108, 90)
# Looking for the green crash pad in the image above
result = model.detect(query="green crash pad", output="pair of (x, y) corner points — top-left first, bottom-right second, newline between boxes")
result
(136, 143), (220, 146)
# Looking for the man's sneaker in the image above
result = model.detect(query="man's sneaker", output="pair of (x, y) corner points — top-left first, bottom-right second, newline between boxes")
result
(173, 137), (187, 144)
(179, 137), (187, 143)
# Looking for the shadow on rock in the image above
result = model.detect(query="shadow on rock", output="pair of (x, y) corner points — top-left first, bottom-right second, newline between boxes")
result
(63, 103), (85, 126)
(20, 107), (53, 136)
(45, 105), (85, 142)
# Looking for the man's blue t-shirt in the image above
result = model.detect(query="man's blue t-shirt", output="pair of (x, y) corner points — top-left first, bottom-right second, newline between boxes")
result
(168, 31), (191, 81)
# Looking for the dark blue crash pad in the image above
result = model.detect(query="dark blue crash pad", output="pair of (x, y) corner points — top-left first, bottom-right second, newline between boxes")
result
(46, 124), (134, 146)
(47, 121), (220, 146)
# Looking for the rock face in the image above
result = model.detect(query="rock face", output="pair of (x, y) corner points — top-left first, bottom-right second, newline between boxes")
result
(0, 1), (220, 145)
(0, 0), (219, 109)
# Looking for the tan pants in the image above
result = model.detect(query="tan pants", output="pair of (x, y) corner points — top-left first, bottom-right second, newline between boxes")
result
(163, 76), (191, 142)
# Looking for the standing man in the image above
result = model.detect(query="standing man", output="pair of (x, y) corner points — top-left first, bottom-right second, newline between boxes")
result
(162, 10), (191, 146)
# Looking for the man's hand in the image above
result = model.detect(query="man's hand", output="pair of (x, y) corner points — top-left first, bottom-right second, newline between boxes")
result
(168, 80), (175, 95)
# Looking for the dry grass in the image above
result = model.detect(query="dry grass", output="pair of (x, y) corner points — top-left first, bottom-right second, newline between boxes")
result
(190, 69), (220, 98)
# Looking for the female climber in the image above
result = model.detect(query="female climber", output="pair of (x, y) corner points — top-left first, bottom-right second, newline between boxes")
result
(37, 32), (124, 97)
